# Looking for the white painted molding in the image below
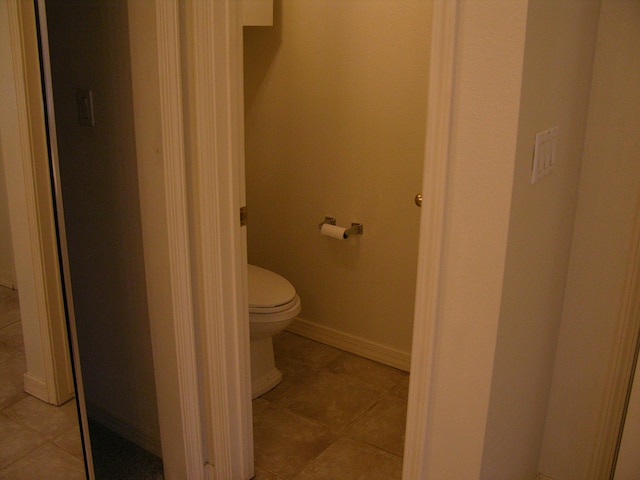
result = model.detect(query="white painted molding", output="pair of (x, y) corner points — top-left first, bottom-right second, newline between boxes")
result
(588, 196), (640, 479)
(87, 403), (162, 457)
(287, 318), (411, 372)
(187, 1), (253, 479)
(402, 0), (458, 478)
(3, 0), (74, 407)
(154, 1), (206, 479)
(23, 372), (48, 401)
(4, 0), (56, 404)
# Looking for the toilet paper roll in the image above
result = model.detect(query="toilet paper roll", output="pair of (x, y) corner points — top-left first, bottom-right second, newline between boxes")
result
(320, 223), (347, 240)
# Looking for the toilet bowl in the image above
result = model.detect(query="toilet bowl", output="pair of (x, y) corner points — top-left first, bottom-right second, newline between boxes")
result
(248, 264), (301, 399)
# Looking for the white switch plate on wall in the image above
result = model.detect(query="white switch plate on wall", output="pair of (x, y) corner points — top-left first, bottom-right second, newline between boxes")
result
(531, 126), (559, 184)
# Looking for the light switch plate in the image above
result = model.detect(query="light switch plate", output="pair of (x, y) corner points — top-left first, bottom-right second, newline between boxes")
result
(76, 88), (95, 127)
(531, 126), (558, 184)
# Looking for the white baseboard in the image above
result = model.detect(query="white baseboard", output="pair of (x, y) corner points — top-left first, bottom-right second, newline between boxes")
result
(287, 317), (411, 372)
(87, 403), (162, 457)
(23, 372), (48, 402)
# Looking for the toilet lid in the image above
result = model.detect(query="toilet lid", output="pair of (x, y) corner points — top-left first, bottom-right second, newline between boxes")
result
(248, 264), (297, 309)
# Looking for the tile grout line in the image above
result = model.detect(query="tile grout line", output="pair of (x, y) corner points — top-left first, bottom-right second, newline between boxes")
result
(0, 291), (87, 477)
(256, 333), (408, 478)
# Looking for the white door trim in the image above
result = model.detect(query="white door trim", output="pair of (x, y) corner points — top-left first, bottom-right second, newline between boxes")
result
(153, 1), (207, 478)
(589, 197), (640, 478)
(0, 0), (74, 407)
(194, 0), (461, 475)
(184, 1), (253, 478)
(402, 0), (458, 477)
(191, 0), (460, 476)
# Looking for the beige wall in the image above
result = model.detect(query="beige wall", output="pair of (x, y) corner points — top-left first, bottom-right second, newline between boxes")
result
(539, 1), (640, 478)
(421, 1), (529, 476)
(243, 0), (431, 358)
(421, 0), (602, 477)
(0, 144), (16, 288)
(45, 0), (159, 445)
(480, 0), (602, 477)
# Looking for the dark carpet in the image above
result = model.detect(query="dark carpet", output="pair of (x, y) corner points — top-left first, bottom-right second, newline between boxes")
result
(88, 420), (164, 480)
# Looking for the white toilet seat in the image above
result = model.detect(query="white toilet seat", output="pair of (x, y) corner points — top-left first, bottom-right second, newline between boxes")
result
(249, 294), (301, 318)
(248, 264), (296, 308)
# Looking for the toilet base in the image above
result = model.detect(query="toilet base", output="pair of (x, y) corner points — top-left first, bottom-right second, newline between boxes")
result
(250, 336), (283, 399)
(251, 367), (282, 399)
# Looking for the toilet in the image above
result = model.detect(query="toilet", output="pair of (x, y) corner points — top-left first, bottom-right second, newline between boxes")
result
(248, 264), (301, 398)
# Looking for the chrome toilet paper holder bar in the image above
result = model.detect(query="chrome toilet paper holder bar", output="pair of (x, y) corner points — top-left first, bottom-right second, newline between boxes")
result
(345, 223), (364, 237)
(318, 217), (364, 238)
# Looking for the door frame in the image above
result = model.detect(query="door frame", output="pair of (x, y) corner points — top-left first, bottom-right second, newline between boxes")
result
(590, 197), (640, 478)
(0, 0), (74, 407)
(198, 0), (460, 475)
(150, 0), (458, 477)
(401, 0), (457, 477)
(178, 1), (253, 478)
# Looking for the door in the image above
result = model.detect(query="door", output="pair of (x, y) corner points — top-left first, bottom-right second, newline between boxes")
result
(36, 0), (161, 476)
(615, 353), (640, 479)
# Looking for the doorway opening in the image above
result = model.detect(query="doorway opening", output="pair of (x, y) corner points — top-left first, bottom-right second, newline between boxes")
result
(242, 2), (431, 476)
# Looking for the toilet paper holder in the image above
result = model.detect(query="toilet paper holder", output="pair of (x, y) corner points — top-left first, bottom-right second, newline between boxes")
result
(319, 217), (363, 238)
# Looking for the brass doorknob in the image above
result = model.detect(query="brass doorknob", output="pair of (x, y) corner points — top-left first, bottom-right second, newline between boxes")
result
(415, 193), (423, 207)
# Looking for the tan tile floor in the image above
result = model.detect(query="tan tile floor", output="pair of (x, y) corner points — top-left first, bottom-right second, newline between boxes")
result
(253, 332), (409, 480)
(0, 286), (85, 480)
(2, 284), (409, 479)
